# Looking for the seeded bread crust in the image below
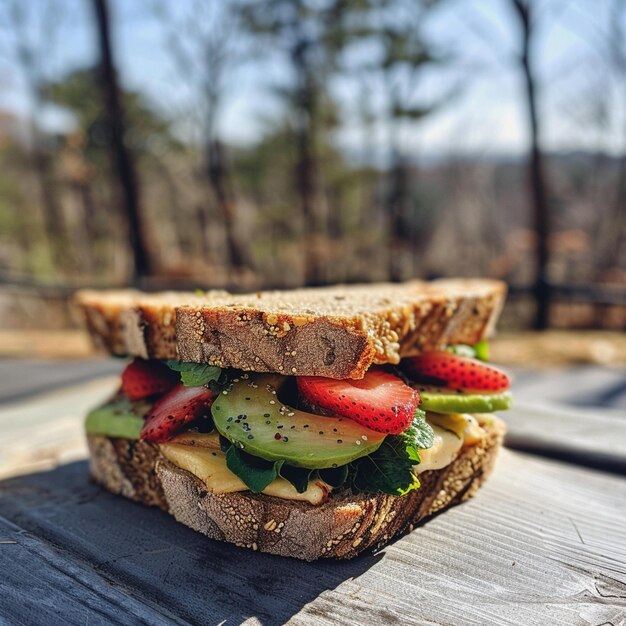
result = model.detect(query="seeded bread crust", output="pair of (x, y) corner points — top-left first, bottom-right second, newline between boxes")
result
(86, 416), (504, 560)
(76, 279), (506, 379)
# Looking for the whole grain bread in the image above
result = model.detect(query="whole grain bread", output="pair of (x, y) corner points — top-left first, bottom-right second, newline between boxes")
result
(86, 416), (505, 560)
(76, 279), (506, 379)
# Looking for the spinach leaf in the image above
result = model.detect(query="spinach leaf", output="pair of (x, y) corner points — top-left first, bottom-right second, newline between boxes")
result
(279, 465), (312, 494)
(409, 408), (434, 452)
(225, 447), (315, 494)
(350, 411), (434, 496)
(318, 465), (349, 488)
(166, 361), (223, 387)
(352, 438), (420, 496)
(225, 447), (283, 493)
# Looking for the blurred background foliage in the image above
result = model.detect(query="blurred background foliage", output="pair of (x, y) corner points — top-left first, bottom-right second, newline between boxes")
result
(0, 0), (624, 333)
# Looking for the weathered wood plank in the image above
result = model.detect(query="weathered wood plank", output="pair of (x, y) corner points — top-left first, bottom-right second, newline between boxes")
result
(0, 377), (117, 479)
(0, 517), (186, 626)
(511, 365), (626, 410)
(0, 450), (624, 625)
(0, 358), (122, 404)
(292, 451), (626, 626)
(505, 400), (626, 472)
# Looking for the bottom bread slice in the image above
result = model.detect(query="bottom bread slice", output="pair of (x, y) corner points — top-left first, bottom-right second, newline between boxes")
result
(87, 417), (505, 560)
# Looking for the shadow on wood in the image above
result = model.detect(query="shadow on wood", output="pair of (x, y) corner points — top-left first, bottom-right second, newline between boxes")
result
(2, 450), (626, 625)
(0, 461), (382, 625)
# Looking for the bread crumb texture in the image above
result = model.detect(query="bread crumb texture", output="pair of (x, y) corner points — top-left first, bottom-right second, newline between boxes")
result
(75, 279), (506, 379)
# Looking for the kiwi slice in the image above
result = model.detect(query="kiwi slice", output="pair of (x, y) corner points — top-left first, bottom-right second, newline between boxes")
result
(415, 385), (511, 414)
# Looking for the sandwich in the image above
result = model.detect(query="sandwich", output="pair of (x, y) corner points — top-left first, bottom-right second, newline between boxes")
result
(75, 279), (511, 560)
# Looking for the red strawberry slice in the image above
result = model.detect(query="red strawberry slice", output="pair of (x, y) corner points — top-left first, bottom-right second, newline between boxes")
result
(405, 351), (510, 392)
(140, 384), (216, 443)
(297, 369), (420, 435)
(121, 358), (179, 400)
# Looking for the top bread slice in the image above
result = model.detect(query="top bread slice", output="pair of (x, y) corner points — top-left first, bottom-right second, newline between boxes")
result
(75, 279), (506, 379)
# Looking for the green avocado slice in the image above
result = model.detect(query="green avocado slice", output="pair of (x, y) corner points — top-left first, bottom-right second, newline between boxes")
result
(414, 385), (512, 414)
(85, 398), (149, 439)
(212, 374), (386, 469)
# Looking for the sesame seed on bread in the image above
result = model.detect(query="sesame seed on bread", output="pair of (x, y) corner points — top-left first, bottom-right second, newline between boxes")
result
(75, 279), (506, 379)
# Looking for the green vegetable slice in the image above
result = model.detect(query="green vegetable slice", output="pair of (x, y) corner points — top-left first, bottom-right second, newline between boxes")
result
(415, 385), (512, 413)
(85, 398), (149, 439)
(212, 374), (385, 469)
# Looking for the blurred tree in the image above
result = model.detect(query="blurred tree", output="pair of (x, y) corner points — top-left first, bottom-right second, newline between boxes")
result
(237, 0), (350, 284)
(602, 0), (626, 275)
(380, 6), (448, 282)
(510, 0), (551, 329)
(45, 68), (178, 274)
(232, 114), (375, 285)
(92, 0), (152, 282)
(154, 0), (252, 275)
(0, 0), (71, 272)
(46, 70), (173, 161)
(341, 0), (453, 281)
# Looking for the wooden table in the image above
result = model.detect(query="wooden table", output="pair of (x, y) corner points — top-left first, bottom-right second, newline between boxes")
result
(1, 362), (625, 625)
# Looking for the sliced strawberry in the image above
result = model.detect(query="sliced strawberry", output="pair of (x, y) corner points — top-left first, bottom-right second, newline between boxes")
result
(121, 358), (179, 400)
(297, 369), (420, 435)
(140, 384), (216, 443)
(405, 351), (510, 392)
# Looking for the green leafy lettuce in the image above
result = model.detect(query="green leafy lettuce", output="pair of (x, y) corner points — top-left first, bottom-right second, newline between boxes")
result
(223, 410), (434, 497)
(352, 409), (434, 496)
(226, 447), (283, 493)
(225, 447), (314, 494)
(166, 361), (224, 388)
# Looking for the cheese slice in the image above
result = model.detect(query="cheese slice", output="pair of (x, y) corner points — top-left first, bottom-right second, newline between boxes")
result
(427, 412), (485, 446)
(159, 414), (487, 502)
(159, 442), (331, 505)
(414, 423), (464, 474)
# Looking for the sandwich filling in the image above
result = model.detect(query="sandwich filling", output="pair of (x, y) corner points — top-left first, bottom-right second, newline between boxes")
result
(86, 343), (511, 505)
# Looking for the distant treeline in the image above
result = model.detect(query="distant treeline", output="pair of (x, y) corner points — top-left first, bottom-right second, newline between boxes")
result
(0, 0), (624, 330)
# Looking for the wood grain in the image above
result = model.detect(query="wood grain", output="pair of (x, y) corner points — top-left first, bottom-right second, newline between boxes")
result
(0, 376), (117, 479)
(505, 400), (626, 472)
(1, 371), (625, 624)
(1, 450), (625, 625)
(0, 517), (182, 626)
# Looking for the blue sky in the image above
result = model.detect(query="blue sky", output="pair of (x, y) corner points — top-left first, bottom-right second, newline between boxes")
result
(1, 0), (624, 159)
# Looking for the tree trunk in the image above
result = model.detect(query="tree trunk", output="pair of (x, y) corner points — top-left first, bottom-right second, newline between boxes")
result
(92, 0), (152, 283)
(195, 203), (212, 262)
(610, 154), (626, 267)
(594, 0), (626, 277)
(513, 0), (551, 329)
(207, 139), (251, 272)
(75, 183), (97, 275)
(32, 146), (72, 272)
(387, 154), (411, 282)
(293, 55), (327, 285)
(295, 123), (321, 284)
